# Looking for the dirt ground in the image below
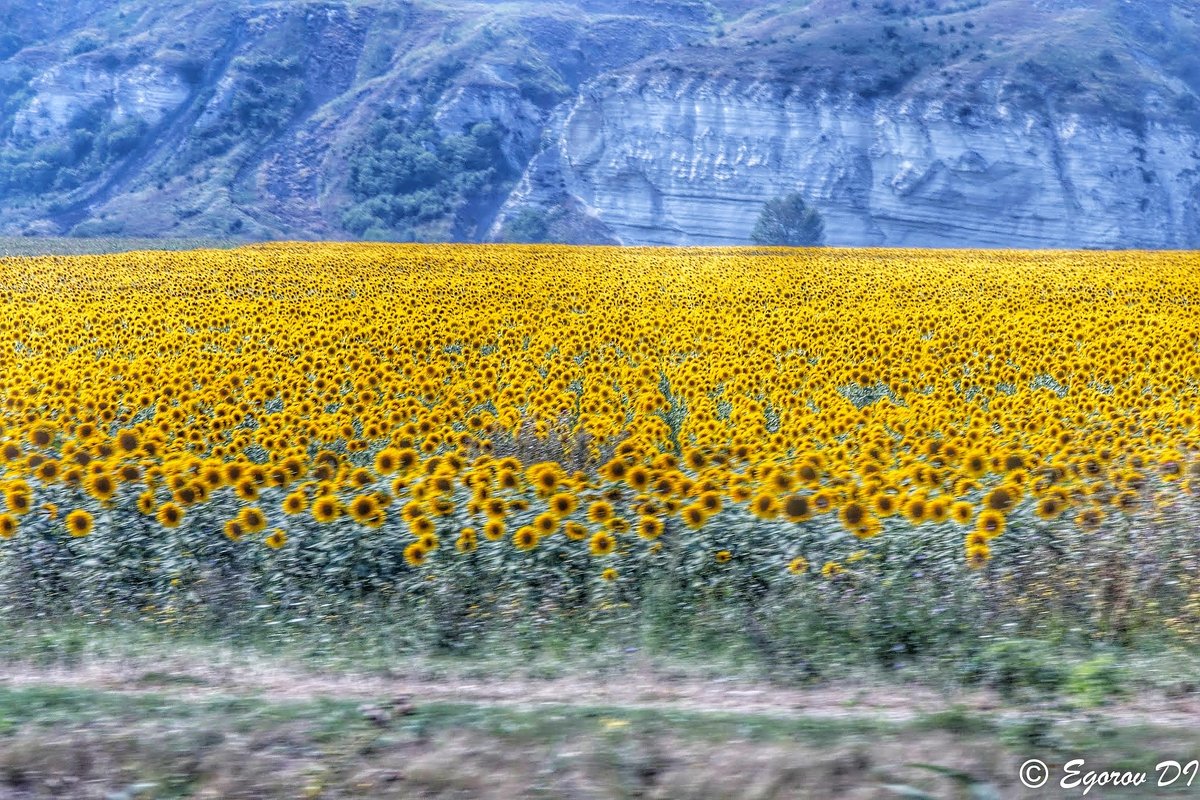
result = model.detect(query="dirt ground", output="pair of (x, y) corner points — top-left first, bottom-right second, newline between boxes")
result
(3, 653), (1198, 728)
(0, 653), (1196, 798)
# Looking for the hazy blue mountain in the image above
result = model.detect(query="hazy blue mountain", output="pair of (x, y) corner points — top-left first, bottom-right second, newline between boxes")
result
(2, 0), (1198, 247)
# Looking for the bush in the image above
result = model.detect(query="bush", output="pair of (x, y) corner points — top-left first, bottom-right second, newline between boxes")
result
(978, 639), (1065, 699)
(751, 193), (825, 246)
(340, 111), (511, 238)
(1066, 655), (1125, 707)
(501, 209), (550, 243)
(69, 35), (102, 56)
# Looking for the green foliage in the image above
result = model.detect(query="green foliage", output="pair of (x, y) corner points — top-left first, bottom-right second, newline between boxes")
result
(500, 209), (550, 243)
(977, 639), (1065, 699)
(340, 110), (510, 239)
(1066, 655), (1125, 707)
(0, 68), (34, 139)
(229, 57), (306, 134)
(181, 56), (307, 164)
(358, 40), (394, 80)
(69, 34), (102, 56)
(751, 192), (825, 247)
(0, 105), (148, 197)
(1000, 714), (1061, 751)
(0, 33), (23, 61)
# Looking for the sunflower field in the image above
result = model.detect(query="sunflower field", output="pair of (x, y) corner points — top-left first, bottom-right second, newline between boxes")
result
(2, 244), (1200, 661)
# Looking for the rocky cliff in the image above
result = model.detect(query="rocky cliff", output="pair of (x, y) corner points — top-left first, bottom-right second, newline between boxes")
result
(1, 0), (1198, 248)
(500, 77), (1200, 248)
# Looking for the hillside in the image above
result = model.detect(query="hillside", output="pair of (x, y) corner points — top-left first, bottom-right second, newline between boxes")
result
(1, 0), (1199, 247)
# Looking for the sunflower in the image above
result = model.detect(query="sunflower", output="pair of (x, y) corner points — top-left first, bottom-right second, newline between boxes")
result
(782, 493), (811, 522)
(589, 531), (616, 557)
(65, 509), (94, 538)
(839, 500), (867, 529)
(238, 506), (267, 534)
(223, 519), (245, 542)
(312, 496), (340, 523)
(1159, 457), (1183, 482)
(872, 492), (898, 517)
(965, 531), (989, 549)
(484, 520), (505, 541)
(715, 549), (732, 563)
(924, 497), (948, 524)
(548, 492), (577, 517)
(984, 485), (1018, 513)
(902, 495), (927, 524)
(116, 429), (140, 454)
(29, 425), (53, 449)
(637, 516), (663, 540)
(264, 528), (287, 550)
(374, 447), (401, 475)
(282, 491), (307, 515)
(348, 494), (380, 525)
(851, 516), (882, 539)
(4, 489), (30, 516)
(395, 448), (419, 473)
(399, 541), (426, 566)
(787, 556), (808, 575)
(156, 502), (183, 528)
(950, 501), (974, 525)
(174, 484), (199, 506)
(821, 561), (844, 579)
(588, 500), (614, 524)
(601, 458), (629, 482)
(513, 525), (538, 551)
(527, 511), (557, 536)
(1112, 490), (1138, 512)
(627, 465), (650, 492)
(483, 497), (507, 520)
(975, 509), (1005, 538)
(532, 467), (560, 496)
(1075, 506), (1105, 531)
(600, 567), (618, 581)
(966, 544), (991, 569)
(697, 491), (722, 514)
(963, 450), (989, 478)
(0, 513), (16, 539)
(35, 459), (60, 483)
(349, 468), (374, 488)
(680, 503), (708, 529)
(234, 479), (259, 501)
(749, 492), (778, 520)
(456, 528), (478, 553)
(85, 473), (117, 503)
(1034, 495), (1065, 520)
(223, 462), (247, 485)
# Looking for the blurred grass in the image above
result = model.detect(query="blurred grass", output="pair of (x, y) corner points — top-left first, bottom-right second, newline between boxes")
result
(0, 236), (249, 257)
(0, 680), (1196, 798)
(2, 610), (1197, 707)
(0, 620), (1194, 798)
